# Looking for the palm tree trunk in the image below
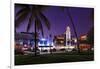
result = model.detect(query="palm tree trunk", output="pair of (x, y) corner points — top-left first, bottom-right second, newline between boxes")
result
(50, 46), (52, 54)
(34, 20), (37, 56)
(67, 8), (80, 53)
(49, 34), (52, 54)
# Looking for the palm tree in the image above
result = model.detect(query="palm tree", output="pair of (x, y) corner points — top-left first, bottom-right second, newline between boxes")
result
(49, 34), (52, 54)
(15, 4), (51, 56)
(63, 8), (80, 53)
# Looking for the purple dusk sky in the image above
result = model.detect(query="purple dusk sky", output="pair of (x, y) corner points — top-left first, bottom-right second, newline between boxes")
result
(15, 4), (94, 38)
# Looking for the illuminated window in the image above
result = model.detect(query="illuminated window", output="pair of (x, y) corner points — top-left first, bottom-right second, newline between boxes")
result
(44, 41), (47, 45)
(40, 41), (43, 44)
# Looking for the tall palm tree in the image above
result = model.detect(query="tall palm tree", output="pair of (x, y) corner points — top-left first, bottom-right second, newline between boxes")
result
(66, 8), (80, 53)
(62, 7), (80, 53)
(15, 4), (51, 56)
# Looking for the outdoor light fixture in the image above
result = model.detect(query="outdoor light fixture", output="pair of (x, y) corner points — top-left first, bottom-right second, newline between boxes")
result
(41, 38), (46, 41)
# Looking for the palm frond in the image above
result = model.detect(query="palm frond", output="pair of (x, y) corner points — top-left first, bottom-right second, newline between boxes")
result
(26, 15), (33, 32)
(35, 16), (44, 37)
(15, 9), (29, 28)
(16, 7), (30, 18)
(39, 12), (50, 30)
(33, 5), (46, 12)
(26, 8), (37, 32)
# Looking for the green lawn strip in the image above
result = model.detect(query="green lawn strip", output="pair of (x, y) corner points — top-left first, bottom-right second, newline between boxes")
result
(15, 53), (94, 65)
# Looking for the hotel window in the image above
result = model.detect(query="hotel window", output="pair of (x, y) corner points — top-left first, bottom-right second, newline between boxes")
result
(44, 41), (47, 45)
